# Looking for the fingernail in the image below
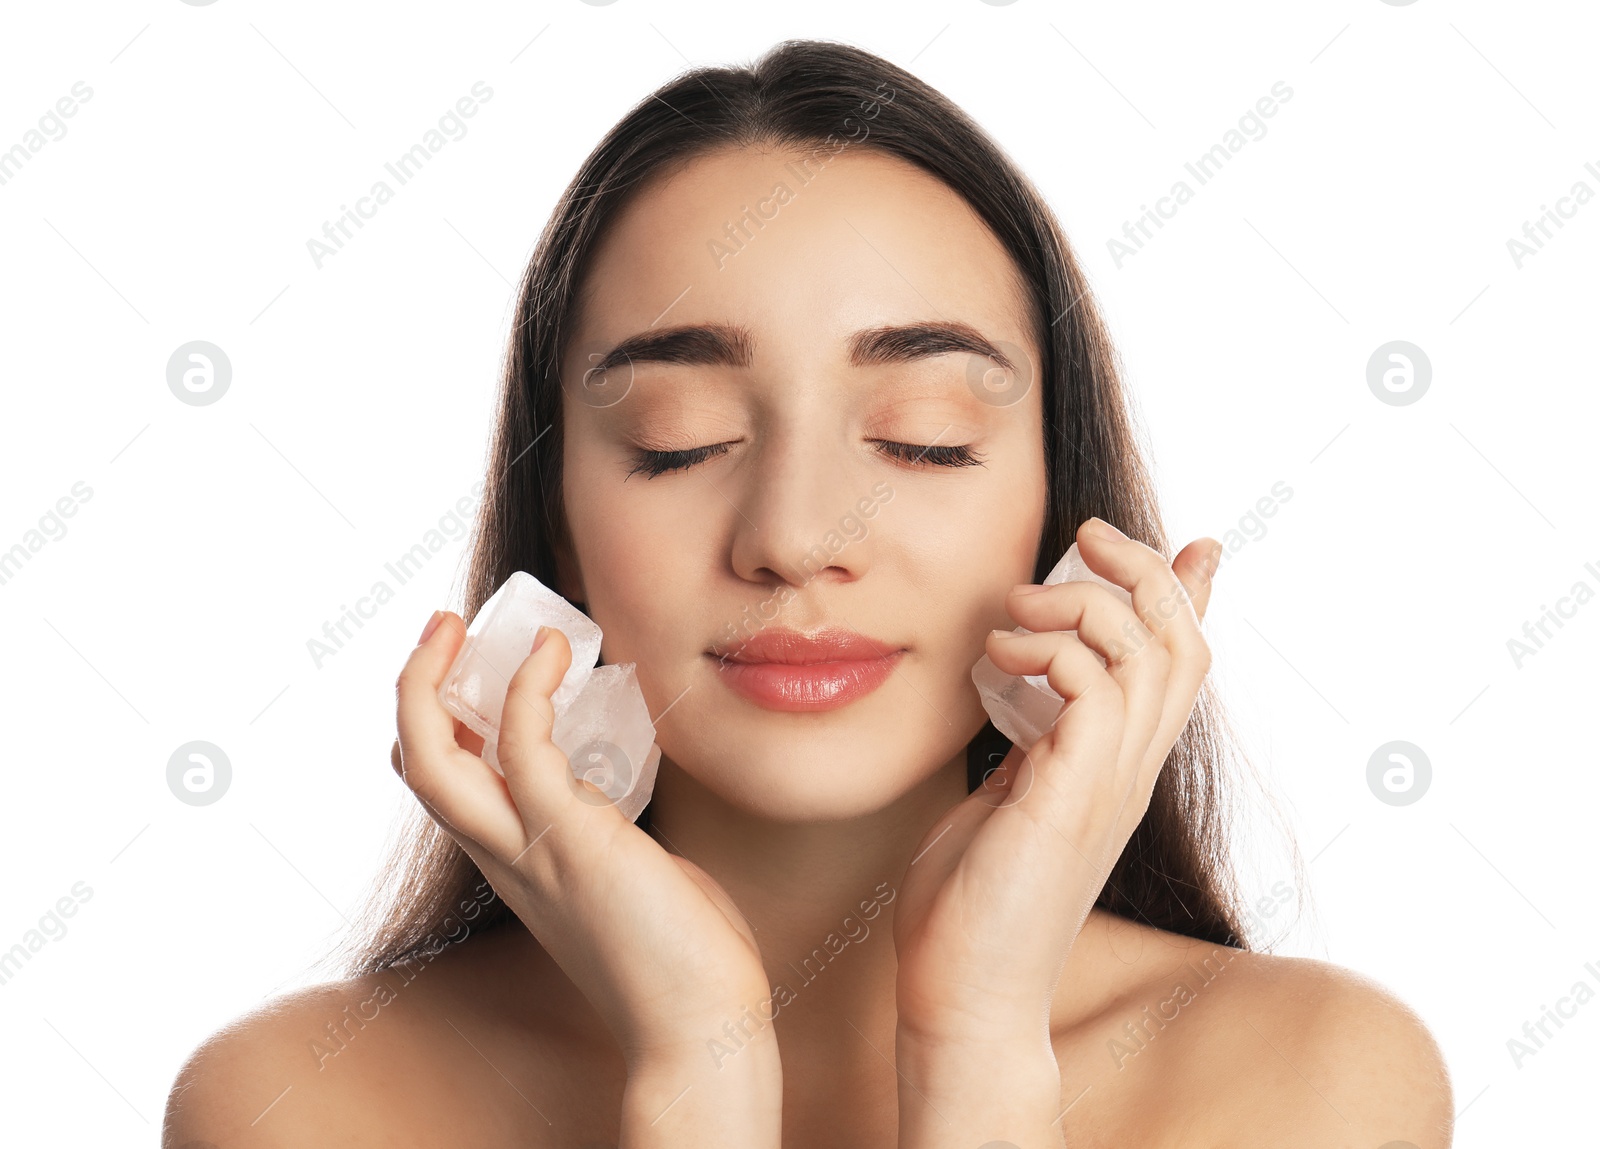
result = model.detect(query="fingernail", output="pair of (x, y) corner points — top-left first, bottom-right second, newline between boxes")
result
(417, 610), (442, 644)
(1010, 583), (1049, 596)
(1203, 543), (1224, 579)
(989, 628), (1020, 640)
(1084, 517), (1126, 541)
(531, 624), (549, 653)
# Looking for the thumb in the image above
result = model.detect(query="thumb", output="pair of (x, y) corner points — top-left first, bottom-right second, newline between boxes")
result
(1173, 538), (1223, 623)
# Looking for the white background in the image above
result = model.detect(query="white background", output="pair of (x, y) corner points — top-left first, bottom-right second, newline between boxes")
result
(1, 0), (1595, 1142)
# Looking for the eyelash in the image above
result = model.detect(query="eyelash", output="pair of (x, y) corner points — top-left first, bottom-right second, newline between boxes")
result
(624, 440), (985, 480)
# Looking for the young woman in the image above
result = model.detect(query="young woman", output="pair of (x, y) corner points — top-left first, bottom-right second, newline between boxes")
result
(164, 39), (1452, 1148)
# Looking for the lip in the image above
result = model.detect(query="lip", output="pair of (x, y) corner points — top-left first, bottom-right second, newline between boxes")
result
(708, 627), (905, 712)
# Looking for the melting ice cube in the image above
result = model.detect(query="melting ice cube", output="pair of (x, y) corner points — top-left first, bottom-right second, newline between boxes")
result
(971, 541), (1135, 751)
(438, 571), (602, 740)
(438, 571), (661, 819)
(552, 663), (662, 822)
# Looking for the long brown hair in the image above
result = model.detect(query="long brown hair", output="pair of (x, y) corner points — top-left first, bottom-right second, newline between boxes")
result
(319, 38), (1304, 980)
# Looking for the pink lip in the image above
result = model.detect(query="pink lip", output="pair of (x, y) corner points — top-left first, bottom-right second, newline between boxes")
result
(708, 627), (904, 712)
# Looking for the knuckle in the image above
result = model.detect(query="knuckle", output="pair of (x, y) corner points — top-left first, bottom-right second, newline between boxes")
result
(502, 680), (556, 732)
(1041, 636), (1091, 694)
(1083, 582), (1123, 611)
(1016, 579), (1085, 620)
(1125, 538), (1165, 565)
(414, 792), (460, 839)
(1084, 672), (1125, 719)
(403, 773), (439, 811)
(496, 727), (529, 766)
(497, 724), (560, 775)
(1167, 629), (1209, 677)
(395, 665), (426, 701)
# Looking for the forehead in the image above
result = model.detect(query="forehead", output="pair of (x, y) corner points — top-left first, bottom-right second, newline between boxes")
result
(569, 144), (1036, 368)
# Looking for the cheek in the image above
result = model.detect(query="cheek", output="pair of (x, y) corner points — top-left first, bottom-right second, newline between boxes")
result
(566, 478), (710, 639)
(896, 461), (1046, 642)
(879, 487), (1035, 643)
(885, 467), (1042, 576)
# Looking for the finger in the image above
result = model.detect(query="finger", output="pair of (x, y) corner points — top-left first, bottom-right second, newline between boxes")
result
(1071, 527), (1217, 835)
(1002, 581), (1157, 668)
(1072, 521), (1206, 654)
(988, 621), (1166, 842)
(1062, 522), (1210, 733)
(391, 719), (484, 776)
(1082, 528), (1219, 756)
(396, 610), (466, 760)
(1172, 537), (1223, 624)
(986, 624), (1116, 709)
(496, 625), (609, 823)
(1000, 580), (1174, 748)
(984, 628), (1133, 804)
(395, 611), (522, 854)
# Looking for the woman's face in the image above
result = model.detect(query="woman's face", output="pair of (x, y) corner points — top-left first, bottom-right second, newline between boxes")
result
(559, 143), (1048, 820)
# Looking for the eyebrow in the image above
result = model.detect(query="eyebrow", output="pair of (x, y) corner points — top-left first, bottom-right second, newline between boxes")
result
(588, 320), (1017, 375)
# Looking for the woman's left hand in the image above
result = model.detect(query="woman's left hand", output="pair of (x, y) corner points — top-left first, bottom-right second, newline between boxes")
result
(892, 518), (1223, 1053)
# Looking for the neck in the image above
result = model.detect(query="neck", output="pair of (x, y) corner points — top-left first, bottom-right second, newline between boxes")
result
(481, 751), (1144, 1068)
(640, 748), (969, 1060)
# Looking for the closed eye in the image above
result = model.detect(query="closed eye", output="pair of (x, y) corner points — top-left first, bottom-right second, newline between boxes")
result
(624, 442), (733, 480)
(624, 440), (985, 480)
(869, 439), (985, 469)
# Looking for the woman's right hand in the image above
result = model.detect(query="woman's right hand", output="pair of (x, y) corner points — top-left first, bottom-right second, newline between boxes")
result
(391, 610), (773, 1073)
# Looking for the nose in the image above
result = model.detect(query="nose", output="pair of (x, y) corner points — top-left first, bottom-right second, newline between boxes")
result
(727, 426), (874, 590)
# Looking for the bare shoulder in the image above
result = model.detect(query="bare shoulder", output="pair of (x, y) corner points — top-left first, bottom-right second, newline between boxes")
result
(1130, 941), (1454, 1147)
(162, 971), (450, 1148)
(161, 933), (619, 1148)
(1054, 921), (1453, 1149)
(1241, 953), (1459, 1145)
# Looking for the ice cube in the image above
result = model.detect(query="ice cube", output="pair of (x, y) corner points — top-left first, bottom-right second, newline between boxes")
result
(437, 571), (661, 821)
(438, 571), (602, 743)
(1040, 539), (1128, 596)
(971, 541), (1135, 751)
(552, 663), (661, 821)
(475, 667), (662, 821)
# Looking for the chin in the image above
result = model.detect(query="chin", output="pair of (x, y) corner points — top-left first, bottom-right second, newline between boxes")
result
(661, 722), (957, 823)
